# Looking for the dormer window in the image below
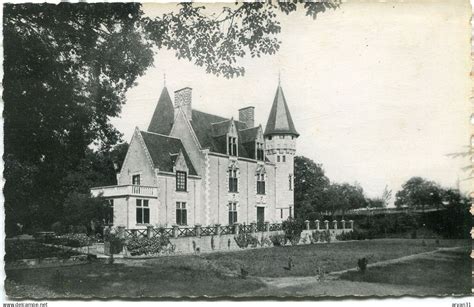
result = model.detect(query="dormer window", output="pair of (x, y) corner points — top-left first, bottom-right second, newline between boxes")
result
(256, 142), (264, 161)
(228, 136), (237, 156)
(176, 171), (187, 191)
(132, 174), (141, 185)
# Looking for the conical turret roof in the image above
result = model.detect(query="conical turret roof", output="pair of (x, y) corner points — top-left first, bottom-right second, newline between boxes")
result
(264, 85), (299, 137)
(147, 87), (174, 135)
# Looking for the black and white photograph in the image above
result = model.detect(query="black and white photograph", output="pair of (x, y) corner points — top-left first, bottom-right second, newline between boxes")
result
(1, 0), (472, 301)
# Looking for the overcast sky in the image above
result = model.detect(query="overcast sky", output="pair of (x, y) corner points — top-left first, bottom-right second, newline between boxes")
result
(111, 0), (471, 203)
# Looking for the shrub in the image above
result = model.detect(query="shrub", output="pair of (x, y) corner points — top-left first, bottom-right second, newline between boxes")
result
(234, 233), (258, 249)
(282, 219), (305, 246)
(269, 234), (287, 246)
(335, 229), (367, 241)
(126, 236), (173, 256)
(357, 257), (368, 273)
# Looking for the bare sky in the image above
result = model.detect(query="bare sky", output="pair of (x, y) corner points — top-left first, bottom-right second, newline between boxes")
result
(111, 0), (472, 203)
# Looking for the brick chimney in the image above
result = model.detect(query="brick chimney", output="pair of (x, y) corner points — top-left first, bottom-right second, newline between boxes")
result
(239, 106), (255, 128)
(174, 87), (192, 120)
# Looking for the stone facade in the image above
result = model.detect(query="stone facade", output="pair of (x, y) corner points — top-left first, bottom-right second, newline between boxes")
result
(91, 83), (299, 228)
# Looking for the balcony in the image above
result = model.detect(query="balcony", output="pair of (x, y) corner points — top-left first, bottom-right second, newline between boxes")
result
(91, 185), (157, 198)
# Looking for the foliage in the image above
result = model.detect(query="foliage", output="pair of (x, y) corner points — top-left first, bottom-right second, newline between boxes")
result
(144, 2), (339, 78)
(234, 233), (259, 249)
(282, 219), (305, 245)
(62, 192), (113, 234)
(126, 236), (174, 256)
(269, 234), (287, 246)
(335, 229), (367, 241)
(257, 235), (273, 248)
(311, 230), (332, 243)
(5, 240), (80, 262)
(395, 177), (443, 210)
(294, 156), (367, 219)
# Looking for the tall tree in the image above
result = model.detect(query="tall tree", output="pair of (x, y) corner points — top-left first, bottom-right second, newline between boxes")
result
(294, 156), (330, 219)
(395, 177), (443, 211)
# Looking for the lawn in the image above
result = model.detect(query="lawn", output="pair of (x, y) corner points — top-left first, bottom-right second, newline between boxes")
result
(6, 255), (263, 298)
(339, 248), (471, 295)
(201, 238), (469, 277)
(5, 238), (470, 298)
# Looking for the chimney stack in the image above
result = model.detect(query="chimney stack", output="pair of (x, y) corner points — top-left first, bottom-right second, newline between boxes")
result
(174, 87), (192, 120)
(239, 106), (255, 128)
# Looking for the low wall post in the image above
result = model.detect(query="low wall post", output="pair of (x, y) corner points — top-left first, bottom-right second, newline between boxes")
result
(332, 220), (338, 230)
(304, 220), (310, 230)
(264, 221), (270, 232)
(195, 224), (202, 238)
(234, 223), (240, 235)
(215, 224), (221, 236)
(146, 225), (154, 239)
(172, 225), (179, 238)
(315, 220), (320, 230)
(341, 220), (346, 230)
(349, 220), (354, 229)
(324, 220), (329, 230)
(250, 222), (257, 233)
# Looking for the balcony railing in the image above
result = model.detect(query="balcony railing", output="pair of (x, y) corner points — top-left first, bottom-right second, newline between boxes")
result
(91, 184), (157, 198)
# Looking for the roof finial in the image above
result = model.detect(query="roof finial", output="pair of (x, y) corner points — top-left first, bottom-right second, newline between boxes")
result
(163, 73), (167, 87)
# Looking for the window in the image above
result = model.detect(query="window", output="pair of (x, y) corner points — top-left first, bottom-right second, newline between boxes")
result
(256, 142), (264, 161)
(136, 199), (149, 224)
(289, 174), (293, 191)
(106, 199), (114, 225)
(268, 136), (272, 140)
(228, 136), (237, 156)
(257, 173), (265, 195)
(277, 155), (280, 163)
(282, 155), (286, 162)
(228, 202), (238, 225)
(176, 171), (187, 191)
(289, 206), (293, 219)
(229, 169), (238, 193)
(132, 174), (141, 185)
(176, 202), (187, 225)
(280, 209), (283, 219)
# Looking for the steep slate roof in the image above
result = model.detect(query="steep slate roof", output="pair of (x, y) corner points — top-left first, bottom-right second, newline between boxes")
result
(140, 131), (197, 176)
(190, 110), (253, 158)
(147, 87), (175, 135)
(264, 86), (299, 137)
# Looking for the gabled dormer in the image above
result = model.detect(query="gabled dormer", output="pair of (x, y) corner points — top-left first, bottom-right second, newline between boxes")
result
(172, 150), (189, 192)
(227, 118), (238, 157)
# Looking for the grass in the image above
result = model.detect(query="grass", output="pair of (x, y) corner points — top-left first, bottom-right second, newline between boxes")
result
(5, 239), (81, 262)
(5, 238), (470, 298)
(6, 255), (263, 298)
(339, 248), (471, 295)
(201, 238), (469, 277)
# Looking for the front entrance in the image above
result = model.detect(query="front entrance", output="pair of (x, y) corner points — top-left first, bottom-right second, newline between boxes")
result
(257, 207), (265, 224)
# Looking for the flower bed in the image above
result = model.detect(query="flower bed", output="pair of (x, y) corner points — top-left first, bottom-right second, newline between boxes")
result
(126, 236), (175, 256)
(5, 240), (80, 262)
